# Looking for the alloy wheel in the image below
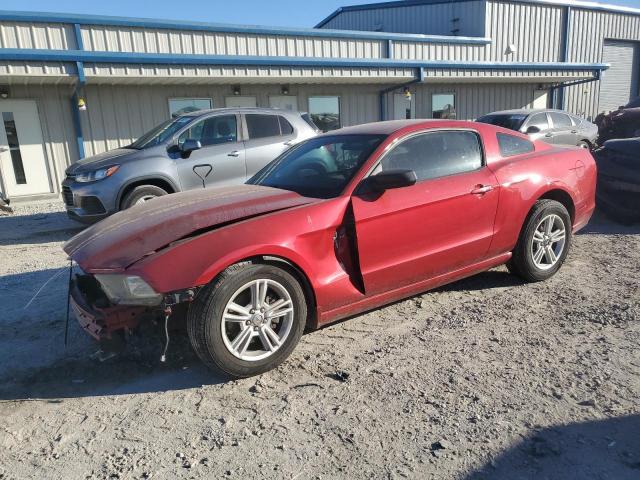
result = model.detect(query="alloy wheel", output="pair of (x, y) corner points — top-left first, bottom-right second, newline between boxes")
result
(221, 279), (294, 361)
(530, 214), (566, 270)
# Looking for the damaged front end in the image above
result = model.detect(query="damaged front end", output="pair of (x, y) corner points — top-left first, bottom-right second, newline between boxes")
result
(70, 268), (195, 347)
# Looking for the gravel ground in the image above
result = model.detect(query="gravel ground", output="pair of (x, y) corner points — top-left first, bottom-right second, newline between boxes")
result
(0, 203), (638, 480)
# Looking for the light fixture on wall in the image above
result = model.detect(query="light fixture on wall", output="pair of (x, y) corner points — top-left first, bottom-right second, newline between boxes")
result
(77, 97), (87, 111)
(0, 86), (9, 99)
(404, 86), (412, 100)
(232, 86), (241, 96)
(281, 85), (290, 95)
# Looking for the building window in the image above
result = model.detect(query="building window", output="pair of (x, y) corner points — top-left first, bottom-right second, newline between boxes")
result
(432, 93), (456, 119)
(168, 98), (212, 117)
(308, 96), (341, 132)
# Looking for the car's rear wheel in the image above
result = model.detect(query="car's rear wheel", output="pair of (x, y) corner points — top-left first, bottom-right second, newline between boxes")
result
(187, 262), (307, 378)
(507, 199), (572, 282)
(120, 185), (168, 210)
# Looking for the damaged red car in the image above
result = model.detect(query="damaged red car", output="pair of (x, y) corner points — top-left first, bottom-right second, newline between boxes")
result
(64, 120), (597, 378)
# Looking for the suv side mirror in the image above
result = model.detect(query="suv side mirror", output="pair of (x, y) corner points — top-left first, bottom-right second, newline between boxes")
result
(181, 139), (202, 154)
(357, 169), (417, 195)
(525, 125), (541, 134)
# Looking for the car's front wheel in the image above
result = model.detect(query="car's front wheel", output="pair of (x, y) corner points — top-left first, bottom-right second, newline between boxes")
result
(187, 262), (307, 378)
(508, 199), (572, 282)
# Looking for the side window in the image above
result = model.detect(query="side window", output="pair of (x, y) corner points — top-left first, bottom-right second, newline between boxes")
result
(497, 133), (535, 157)
(381, 131), (482, 181)
(278, 116), (294, 135)
(527, 113), (549, 131)
(179, 115), (237, 146)
(549, 112), (572, 128)
(246, 114), (281, 139)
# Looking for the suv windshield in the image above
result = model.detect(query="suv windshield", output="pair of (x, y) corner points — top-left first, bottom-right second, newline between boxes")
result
(477, 114), (527, 131)
(129, 115), (195, 149)
(248, 134), (387, 199)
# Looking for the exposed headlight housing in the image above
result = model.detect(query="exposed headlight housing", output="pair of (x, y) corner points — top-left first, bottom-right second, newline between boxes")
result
(75, 165), (119, 183)
(94, 274), (162, 306)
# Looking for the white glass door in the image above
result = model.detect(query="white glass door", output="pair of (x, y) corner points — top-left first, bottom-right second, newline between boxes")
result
(0, 100), (51, 197)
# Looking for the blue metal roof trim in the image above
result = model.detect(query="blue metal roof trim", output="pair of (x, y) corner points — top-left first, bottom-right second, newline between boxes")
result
(0, 48), (610, 71)
(0, 10), (490, 45)
(315, 0), (640, 28)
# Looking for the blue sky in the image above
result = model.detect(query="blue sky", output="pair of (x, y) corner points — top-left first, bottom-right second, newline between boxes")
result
(5, 0), (638, 28)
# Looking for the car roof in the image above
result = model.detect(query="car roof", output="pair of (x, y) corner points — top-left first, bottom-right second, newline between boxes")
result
(317, 119), (486, 136)
(483, 109), (575, 116)
(179, 107), (305, 118)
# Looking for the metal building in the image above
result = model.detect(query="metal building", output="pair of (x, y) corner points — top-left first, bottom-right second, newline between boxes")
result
(0, 0), (637, 202)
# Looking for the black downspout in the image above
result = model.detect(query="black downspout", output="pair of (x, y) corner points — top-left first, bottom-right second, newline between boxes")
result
(557, 5), (572, 110)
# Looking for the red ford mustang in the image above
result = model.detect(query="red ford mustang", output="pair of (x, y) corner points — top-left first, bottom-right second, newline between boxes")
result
(64, 120), (596, 377)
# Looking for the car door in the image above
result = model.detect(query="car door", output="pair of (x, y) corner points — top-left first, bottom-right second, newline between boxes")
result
(175, 114), (246, 190)
(243, 113), (296, 179)
(351, 130), (500, 296)
(547, 112), (577, 146)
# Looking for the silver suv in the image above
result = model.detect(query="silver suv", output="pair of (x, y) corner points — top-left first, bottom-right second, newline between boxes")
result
(62, 108), (319, 223)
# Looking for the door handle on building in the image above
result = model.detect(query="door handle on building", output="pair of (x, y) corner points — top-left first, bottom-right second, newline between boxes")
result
(227, 150), (240, 157)
(471, 185), (493, 195)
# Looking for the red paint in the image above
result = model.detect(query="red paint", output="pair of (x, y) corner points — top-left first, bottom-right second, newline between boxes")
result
(65, 120), (597, 332)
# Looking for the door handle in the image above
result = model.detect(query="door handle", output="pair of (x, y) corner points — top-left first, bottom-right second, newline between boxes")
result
(227, 150), (240, 157)
(545, 133), (553, 138)
(471, 185), (493, 195)
(571, 130), (578, 134)
(283, 140), (294, 146)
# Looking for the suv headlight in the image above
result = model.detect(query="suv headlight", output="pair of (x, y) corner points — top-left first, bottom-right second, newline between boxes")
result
(94, 274), (162, 306)
(75, 165), (119, 183)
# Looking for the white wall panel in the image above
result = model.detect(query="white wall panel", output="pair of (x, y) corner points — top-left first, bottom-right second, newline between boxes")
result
(0, 21), (77, 49)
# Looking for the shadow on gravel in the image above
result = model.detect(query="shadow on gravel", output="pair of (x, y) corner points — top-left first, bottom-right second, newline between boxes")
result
(468, 415), (640, 480)
(0, 211), (84, 245)
(0, 335), (226, 401)
(434, 269), (525, 293)
(579, 210), (640, 236)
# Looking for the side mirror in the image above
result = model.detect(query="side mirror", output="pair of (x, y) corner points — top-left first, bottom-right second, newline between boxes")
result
(181, 139), (202, 154)
(357, 169), (417, 195)
(525, 125), (541, 134)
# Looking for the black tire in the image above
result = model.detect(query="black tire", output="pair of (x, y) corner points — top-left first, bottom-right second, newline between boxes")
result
(507, 199), (572, 282)
(187, 262), (307, 378)
(120, 185), (168, 210)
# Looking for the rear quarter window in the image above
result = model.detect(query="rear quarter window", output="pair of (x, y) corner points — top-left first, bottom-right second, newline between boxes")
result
(497, 133), (535, 157)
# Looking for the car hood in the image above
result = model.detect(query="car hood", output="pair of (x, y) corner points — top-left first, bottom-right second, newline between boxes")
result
(65, 148), (137, 175)
(64, 185), (320, 272)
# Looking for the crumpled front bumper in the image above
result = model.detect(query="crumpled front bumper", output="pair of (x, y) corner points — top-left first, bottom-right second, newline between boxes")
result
(69, 274), (150, 341)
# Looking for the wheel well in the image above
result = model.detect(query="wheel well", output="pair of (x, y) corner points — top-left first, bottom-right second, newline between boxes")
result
(538, 189), (575, 224)
(119, 178), (175, 209)
(222, 256), (318, 331)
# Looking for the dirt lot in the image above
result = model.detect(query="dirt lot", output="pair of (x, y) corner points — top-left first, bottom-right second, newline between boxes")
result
(0, 202), (638, 480)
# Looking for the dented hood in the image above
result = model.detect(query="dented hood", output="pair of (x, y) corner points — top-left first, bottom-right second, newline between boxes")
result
(64, 185), (318, 272)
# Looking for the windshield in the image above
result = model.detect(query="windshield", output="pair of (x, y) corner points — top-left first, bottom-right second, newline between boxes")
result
(248, 134), (387, 199)
(129, 116), (195, 149)
(477, 114), (527, 131)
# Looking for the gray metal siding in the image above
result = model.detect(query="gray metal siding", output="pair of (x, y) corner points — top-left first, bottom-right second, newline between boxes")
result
(0, 21), (77, 49)
(318, 1), (487, 37)
(80, 26), (386, 59)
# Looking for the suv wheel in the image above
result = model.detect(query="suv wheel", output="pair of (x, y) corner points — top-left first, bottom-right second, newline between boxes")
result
(121, 185), (168, 210)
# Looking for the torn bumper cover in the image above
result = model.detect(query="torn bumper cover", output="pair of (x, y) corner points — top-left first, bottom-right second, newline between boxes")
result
(70, 274), (150, 340)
